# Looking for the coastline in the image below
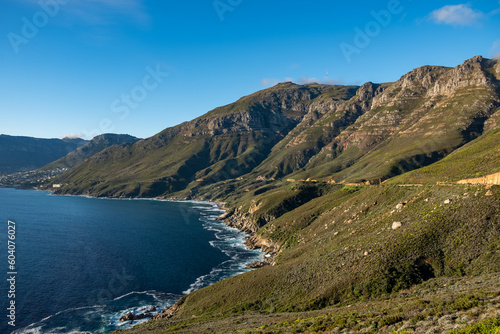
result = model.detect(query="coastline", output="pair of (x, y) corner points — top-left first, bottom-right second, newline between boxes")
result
(47, 188), (279, 266)
(139, 199), (281, 324)
(19, 185), (280, 266)
(18, 187), (271, 329)
(219, 208), (280, 269)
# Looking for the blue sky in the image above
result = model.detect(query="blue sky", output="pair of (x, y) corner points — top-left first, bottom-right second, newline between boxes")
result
(1, 0), (499, 139)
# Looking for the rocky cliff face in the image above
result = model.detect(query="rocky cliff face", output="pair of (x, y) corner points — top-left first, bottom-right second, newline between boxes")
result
(288, 56), (500, 183)
(53, 56), (500, 198)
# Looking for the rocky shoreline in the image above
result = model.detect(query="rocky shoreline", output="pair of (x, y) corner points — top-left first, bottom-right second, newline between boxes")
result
(137, 203), (280, 323)
(216, 206), (280, 268)
(40, 190), (277, 325)
(119, 304), (182, 324)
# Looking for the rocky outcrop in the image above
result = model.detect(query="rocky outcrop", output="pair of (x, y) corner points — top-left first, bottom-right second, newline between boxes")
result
(152, 303), (180, 320)
(457, 172), (500, 185)
(439, 56), (498, 93)
(119, 306), (158, 323)
(245, 234), (280, 255)
(220, 206), (280, 266)
(222, 206), (260, 234)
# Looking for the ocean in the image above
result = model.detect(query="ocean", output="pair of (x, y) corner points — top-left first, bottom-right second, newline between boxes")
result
(0, 187), (261, 333)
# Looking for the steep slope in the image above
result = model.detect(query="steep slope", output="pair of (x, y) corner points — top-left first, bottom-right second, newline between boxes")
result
(249, 82), (379, 179)
(288, 56), (500, 183)
(53, 83), (357, 197)
(41, 133), (140, 170)
(121, 182), (500, 334)
(181, 184), (500, 309)
(52, 56), (500, 199)
(0, 135), (88, 174)
(46, 56), (499, 333)
(393, 126), (500, 184)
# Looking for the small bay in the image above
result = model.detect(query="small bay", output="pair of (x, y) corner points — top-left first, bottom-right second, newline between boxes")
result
(0, 188), (261, 333)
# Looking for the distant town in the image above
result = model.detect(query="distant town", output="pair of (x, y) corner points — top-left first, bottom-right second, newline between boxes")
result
(0, 168), (67, 188)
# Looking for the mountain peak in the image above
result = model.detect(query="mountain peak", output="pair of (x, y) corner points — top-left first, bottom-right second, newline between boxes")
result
(273, 81), (297, 87)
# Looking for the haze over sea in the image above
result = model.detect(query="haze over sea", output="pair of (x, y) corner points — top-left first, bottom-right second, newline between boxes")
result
(0, 188), (261, 333)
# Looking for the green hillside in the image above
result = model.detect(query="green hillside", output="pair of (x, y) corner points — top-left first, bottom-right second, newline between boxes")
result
(41, 133), (139, 170)
(43, 56), (500, 333)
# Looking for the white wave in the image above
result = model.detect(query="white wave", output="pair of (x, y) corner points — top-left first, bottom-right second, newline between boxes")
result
(14, 290), (180, 334)
(13, 305), (106, 334)
(111, 290), (171, 301)
(50, 193), (225, 212)
(14, 325), (43, 334)
(183, 213), (263, 294)
(18, 198), (251, 333)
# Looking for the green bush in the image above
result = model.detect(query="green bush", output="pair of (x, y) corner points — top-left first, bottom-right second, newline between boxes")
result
(448, 317), (500, 333)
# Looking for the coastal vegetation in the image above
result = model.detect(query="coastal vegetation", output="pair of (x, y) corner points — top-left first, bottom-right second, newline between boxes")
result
(43, 56), (500, 333)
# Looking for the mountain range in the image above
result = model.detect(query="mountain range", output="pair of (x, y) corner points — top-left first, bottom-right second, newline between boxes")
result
(0, 135), (87, 175)
(53, 55), (499, 199)
(41, 133), (139, 170)
(39, 56), (500, 333)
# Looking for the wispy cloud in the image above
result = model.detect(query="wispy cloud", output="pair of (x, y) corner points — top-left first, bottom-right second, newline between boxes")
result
(261, 77), (294, 86)
(491, 39), (500, 58)
(490, 4), (500, 16)
(261, 77), (342, 87)
(429, 4), (483, 26)
(15, 0), (149, 26)
(74, 0), (149, 25)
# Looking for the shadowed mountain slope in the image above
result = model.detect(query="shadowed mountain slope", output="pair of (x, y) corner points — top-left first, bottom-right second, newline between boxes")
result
(0, 135), (87, 174)
(54, 56), (500, 199)
(41, 133), (140, 170)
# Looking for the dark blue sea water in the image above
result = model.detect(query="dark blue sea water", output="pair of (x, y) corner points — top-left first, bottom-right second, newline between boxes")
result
(0, 188), (261, 333)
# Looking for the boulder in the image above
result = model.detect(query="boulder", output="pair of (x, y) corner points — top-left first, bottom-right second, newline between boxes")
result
(133, 313), (151, 320)
(119, 312), (134, 322)
(392, 222), (402, 230)
(245, 261), (266, 269)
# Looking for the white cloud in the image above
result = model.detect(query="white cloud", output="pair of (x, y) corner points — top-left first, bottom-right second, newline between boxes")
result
(297, 77), (320, 85)
(260, 78), (282, 86)
(430, 4), (483, 26)
(490, 6), (500, 16)
(62, 133), (85, 139)
(297, 77), (342, 85)
(261, 77), (342, 87)
(491, 39), (500, 58)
